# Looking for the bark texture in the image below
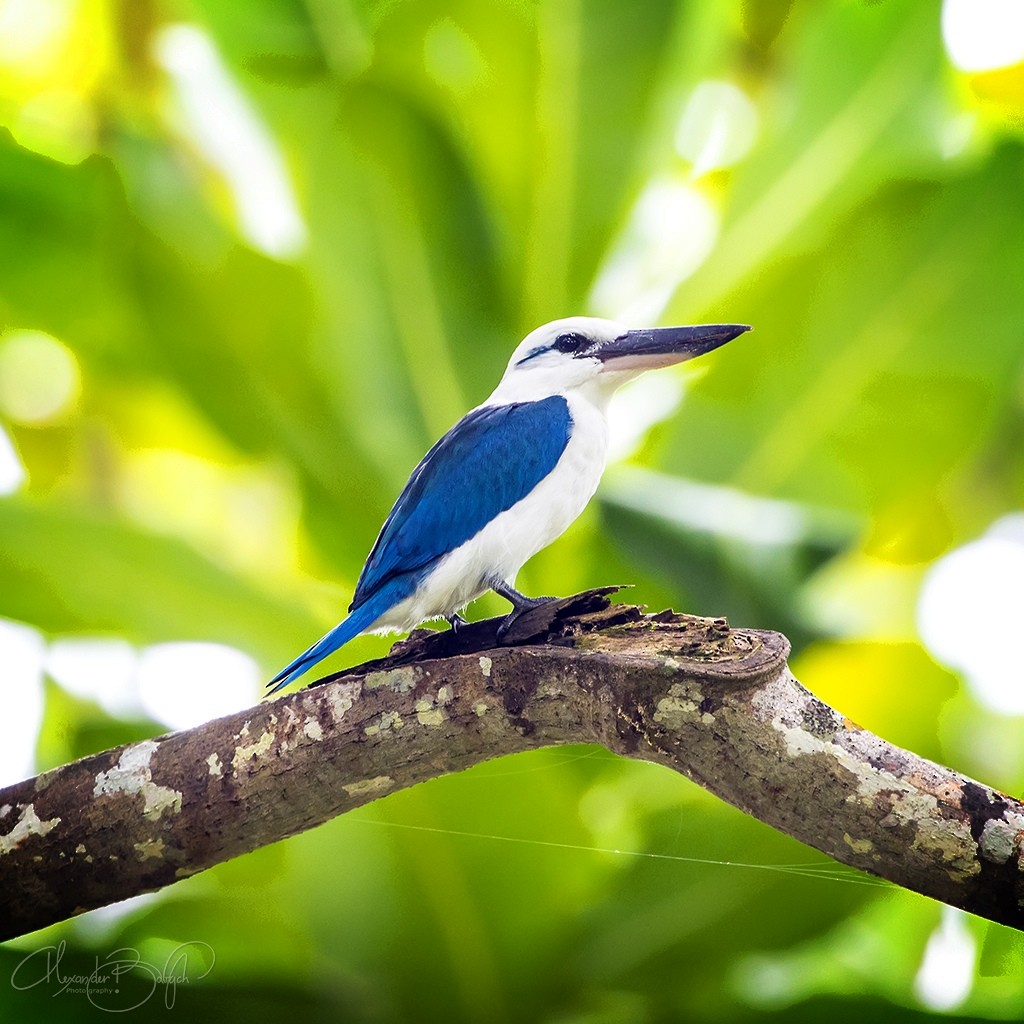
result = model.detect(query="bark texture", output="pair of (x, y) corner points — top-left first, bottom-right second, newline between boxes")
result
(2, 589), (1022, 941)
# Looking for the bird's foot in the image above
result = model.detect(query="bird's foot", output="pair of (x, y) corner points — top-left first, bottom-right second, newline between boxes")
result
(495, 600), (558, 641)
(491, 579), (555, 612)
(509, 594), (554, 611)
(447, 612), (468, 633)
(492, 581), (559, 641)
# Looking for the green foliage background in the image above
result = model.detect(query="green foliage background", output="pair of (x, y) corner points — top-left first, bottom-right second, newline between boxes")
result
(2, 0), (1024, 1020)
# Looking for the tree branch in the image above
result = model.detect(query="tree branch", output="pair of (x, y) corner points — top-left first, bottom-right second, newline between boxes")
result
(2, 590), (1022, 940)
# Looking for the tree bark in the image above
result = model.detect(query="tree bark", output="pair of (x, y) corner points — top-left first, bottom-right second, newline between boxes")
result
(2, 589), (1022, 941)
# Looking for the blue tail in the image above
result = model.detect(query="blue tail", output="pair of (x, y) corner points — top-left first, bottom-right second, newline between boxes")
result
(266, 585), (404, 695)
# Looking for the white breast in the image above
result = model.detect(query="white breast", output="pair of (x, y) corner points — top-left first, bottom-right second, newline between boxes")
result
(375, 390), (610, 631)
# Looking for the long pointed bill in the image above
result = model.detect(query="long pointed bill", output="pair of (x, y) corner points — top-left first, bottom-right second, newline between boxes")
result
(595, 323), (750, 372)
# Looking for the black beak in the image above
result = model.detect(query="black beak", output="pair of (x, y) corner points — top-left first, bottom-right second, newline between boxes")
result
(594, 323), (751, 372)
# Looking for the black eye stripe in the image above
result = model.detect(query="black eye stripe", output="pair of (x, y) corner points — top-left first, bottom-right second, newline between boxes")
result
(552, 332), (589, 354)
(515, 345), (549, 366)
(514, 332), (595, 366)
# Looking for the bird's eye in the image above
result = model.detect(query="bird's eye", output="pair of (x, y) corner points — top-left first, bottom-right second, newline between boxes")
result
(552, 332), (591, 354)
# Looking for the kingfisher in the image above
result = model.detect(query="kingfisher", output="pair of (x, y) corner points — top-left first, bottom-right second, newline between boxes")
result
(267, 317), (749, 692)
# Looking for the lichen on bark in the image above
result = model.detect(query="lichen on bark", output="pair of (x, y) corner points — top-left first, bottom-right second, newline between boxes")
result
(1, 589), (1021, 940)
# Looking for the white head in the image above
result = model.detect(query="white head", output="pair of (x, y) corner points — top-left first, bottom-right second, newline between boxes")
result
(488, 316), (750, 404)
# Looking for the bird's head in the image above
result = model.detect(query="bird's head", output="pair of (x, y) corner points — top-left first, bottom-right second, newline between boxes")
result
(493, 316), (750, 402)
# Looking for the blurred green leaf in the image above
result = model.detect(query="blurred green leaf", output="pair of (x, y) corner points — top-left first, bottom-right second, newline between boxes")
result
(0, 497), (315, 664)
(673, 0), (952, 320)
(598, 466), (857, 645)
(979, 920), (1024, 978)
(662, 144), (1024, 551)
(4, 0), (1024, 1021)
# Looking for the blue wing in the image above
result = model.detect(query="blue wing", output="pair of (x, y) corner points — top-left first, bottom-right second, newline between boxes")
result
(267, 396), (571, 692)
(351, 396), (572, 611)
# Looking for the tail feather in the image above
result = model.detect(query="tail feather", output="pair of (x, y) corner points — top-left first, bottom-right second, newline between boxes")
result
(266, 589), (397, 695)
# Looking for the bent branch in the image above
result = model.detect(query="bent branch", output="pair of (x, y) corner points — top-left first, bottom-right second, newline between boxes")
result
(1, 590), (1022, 940)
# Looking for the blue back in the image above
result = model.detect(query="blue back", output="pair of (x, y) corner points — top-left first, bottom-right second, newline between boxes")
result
(351, 396), (572, 611)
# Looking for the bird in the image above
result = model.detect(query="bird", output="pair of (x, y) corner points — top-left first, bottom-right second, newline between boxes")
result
(267, 316), (749, 693)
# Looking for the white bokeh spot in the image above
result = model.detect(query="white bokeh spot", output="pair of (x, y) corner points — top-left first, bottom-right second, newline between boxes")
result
(914, 907), (976, 1011)
(47, 638), (143, 718)
(0, 423), (27, 494)
(154, 24), (307, 260)
(942, 0), (1024, 72)
(0, 0), (71, 70)
(676, 80), (759, 178)
(918, 515), (1024, 715)
(590, 179), (718, 325)
(138, 642), (261, 731)
(0, 619), (45, 787)
(0, 329), (80, 426)
(48, 636), (262, 731)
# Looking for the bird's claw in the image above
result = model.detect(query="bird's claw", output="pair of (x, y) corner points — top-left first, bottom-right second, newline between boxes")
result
(495, 612), (517, 641)
(495, 596), (556, 641)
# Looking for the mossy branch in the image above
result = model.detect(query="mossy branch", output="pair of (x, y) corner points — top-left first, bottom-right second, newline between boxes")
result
(2, 589), (1022, 940)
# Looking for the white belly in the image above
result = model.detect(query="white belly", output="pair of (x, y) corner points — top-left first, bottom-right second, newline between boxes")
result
(375, 392), (609, 631)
